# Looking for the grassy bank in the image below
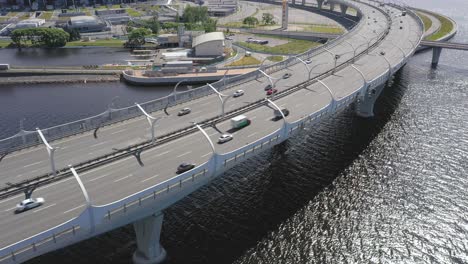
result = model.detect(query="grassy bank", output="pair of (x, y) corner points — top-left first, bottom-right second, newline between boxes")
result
(266, 55), (283, 62)
(0, 40), (11, 48)
(416, 11), (432, 33)
(236, 38), (320, 54)
(291, 23), (344, 34)
(426, 13), (455, 41)
(66, 39), (125, 47)
(227, 56), (260, 66)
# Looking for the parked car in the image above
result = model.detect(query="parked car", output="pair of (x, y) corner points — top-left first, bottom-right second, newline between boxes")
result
(233, 90), (244, 97)
(282, 73), (292, 79)
(266, 89), (278, 96)
(177, 163), (196, 174)
(15, 198), (45, 213)
(178, 107), (191, 116)
(218, 134), (233, 143)
(264, 84), (273, 91)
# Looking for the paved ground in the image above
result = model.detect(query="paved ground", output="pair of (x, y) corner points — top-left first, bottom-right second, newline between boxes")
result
(420, 11), (441, 38)
(218, 0), (344, 29)
(0, 0), (422, 253)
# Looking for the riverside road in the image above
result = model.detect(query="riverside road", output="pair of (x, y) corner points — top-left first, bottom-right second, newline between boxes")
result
(0, 0), (422, 255)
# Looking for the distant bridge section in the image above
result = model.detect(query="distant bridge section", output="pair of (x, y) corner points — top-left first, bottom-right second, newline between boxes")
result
(420, 40), (468, 67)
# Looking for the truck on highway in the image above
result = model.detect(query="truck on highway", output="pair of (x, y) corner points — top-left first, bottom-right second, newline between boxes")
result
(231, 115), (251, 129)
(274, 107), (290, 119)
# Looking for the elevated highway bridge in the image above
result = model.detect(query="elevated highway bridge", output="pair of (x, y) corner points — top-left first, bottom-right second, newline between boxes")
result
(0, 0), (424, 263)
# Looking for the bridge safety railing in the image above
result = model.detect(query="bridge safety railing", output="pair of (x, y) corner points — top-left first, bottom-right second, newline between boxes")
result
(0, 1), (426, 262)
(0, 0), (366, 157)
(0, 210), (90, 264)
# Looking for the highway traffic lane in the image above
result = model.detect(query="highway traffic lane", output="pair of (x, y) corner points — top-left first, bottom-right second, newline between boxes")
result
(0, 179), (86, 249)
(0, 2), (390, 185)
(81, 131), (213, 205)
(0, 1), (414, 253)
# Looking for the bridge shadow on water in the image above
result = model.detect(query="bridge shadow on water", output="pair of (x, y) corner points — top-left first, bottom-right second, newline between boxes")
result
(28, 69), (409, 264)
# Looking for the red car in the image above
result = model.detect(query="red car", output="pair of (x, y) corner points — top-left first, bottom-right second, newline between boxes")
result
(266, 89), (278, 96)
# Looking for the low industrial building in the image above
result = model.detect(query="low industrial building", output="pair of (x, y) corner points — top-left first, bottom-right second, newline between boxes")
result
(207, 0), (237, 16)
(66, 16), (110, 33)
(192, 32), (225, 57)
(15, 18), (45, 29)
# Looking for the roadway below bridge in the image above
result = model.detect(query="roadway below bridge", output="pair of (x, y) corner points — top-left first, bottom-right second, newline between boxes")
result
(0, 0), (423, 261)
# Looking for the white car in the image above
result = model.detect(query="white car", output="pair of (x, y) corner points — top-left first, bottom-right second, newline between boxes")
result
(233, 90), (244, 97)
(15, 197), (45, 213)
(218, 134), (233, 143)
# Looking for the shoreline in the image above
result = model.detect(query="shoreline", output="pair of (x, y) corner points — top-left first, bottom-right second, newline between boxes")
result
(0, 75), (120, 85)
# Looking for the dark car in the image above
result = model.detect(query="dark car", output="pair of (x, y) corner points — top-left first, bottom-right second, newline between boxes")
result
(266, 89), (278, 96)
(177, 163), (196, 174)
(282, 73), (292, 79)
(178, 107), (191, 116)
(264, 84), (273, 91)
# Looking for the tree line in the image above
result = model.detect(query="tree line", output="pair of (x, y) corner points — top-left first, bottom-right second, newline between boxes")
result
(10, 27), (81, 49)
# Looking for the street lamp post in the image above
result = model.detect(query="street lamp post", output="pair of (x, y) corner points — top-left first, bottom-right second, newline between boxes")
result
(344, 39), (357, 62)
(324, 47), (340, 73)
(207, 83), (234, 118)
(69, 166), (95, 233)
(266, 99), (287, 124)
(36, 128), (57, 177)
(135, 103), (162, 145)
(258, 69), (281, 88)
(317, 79), (336, 107)
(192, 123), (216, 155)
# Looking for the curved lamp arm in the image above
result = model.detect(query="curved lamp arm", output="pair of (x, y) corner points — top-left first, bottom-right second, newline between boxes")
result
(36, 128), (57, 177)
(192, 123), (216, 155)
(135, 103), (162, 144)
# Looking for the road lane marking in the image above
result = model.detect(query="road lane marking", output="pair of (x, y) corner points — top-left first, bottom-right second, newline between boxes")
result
(191, 111), (202, 115)
(88, 173), (111, 182)
(33, 203), (56, 213)
(296, 103), (303, 107)
(200, 102), (211, 106)
(111, 129), (127, 135)
(4, 206), (16, 212)
(177, 151), (192, 158)
(155, 150), (171, 157)
(250, 116), (257, 120)
(201, 152), (212, 158)
(208, 132), (219, 136)
(141, 175), (159, 183)
(63, 204), (85, 214)
(247, 132), (258, 138)
(16, 174), (23, 178)
(90, 141), (108, 148)
(23, 161), (42, 168)
(80, 156), (133, 176)
(114, 174), (133, 183)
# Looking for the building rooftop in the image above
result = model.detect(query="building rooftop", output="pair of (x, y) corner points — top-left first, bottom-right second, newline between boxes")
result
(192, 32), (225, 48)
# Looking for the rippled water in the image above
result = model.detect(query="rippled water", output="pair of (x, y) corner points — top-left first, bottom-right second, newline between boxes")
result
(16, 1), (468, 263)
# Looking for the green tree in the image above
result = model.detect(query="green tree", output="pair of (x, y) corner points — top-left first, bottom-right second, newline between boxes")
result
(11, 28), (69, 49)
(243, 16), (259, 26)
(203, 18), (217, 32)
(125, 28), (151, 48)
(64, 28), (81, 41)
(262, 13), (276, 25)
(182, 6), (209, 23)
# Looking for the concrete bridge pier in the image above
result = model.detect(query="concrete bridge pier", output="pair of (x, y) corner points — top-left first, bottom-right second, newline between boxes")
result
(302, 0), (305, 6)
(330, 2), (335, 11)
(133, 212), (167, 264)
(340, 4), (348, 16)
(292, 0), (295, 5)
(355, 83), (386, 118)
(431, 47), (442, 68)
(317, 0), (323, 9)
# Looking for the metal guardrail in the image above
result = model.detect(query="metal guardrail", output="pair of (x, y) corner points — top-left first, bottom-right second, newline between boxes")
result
(0, 1), (427, 262)
(0, 0), (380, 198)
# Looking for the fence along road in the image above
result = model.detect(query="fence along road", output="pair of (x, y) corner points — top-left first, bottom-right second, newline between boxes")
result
(0, 0), (424, 262)
(0, 1), (366, 191)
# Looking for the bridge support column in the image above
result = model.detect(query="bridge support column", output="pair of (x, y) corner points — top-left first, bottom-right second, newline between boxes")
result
(355, 83), (386, 118)
(431, 47), (442, 68)
(340, 4), (348, 16)
(292, 0), (295, 5)
(330, 2), (335, 12)
(133, 212), (166, 264)
(317, 0), (323, 9)
(302, 0), (305, 6)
